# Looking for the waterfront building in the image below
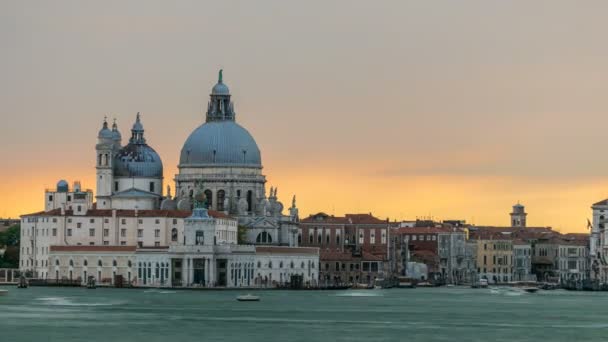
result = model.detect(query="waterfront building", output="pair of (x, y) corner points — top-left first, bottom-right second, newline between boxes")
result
(469, 230), (514, 284)
(590, 199), (608, 282)
(299, 212), (389, 286)
(20, 71), (319, 288)
(392, 226), (473, 284)
(512, 240), (533, 281)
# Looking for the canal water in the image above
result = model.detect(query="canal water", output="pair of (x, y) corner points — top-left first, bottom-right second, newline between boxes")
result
(0, 285), (606, 341)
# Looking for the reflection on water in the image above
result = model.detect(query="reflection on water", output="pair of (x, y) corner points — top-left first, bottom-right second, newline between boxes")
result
(0, 286), (605, 342)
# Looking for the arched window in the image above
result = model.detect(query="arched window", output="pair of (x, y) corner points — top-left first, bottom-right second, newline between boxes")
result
(326, 234), (330, 245)
(301, 262), (305, 268)
(317, 234), (322, 244)
(336, 235), (340, 245)
(83, 260), (88, 266)
(189, 189), (194, 198)
(268, 261), (273, 269)
(280, 261), (284, 268)
(128, 260), (132, 268)
(309, 234), (313, 244)
(98, 260), (102, 267)
(113, 260), (117, 267)
(217, 190), (225, 211)
(298, 234), (302, 244)
(55, 259), (60, 266)
(171, 228), (178, 242)
(246, 190), (253, 212)
(290, 261), (294, 269)
(196, 231), (204, 245)
(256, 232), (273, 244)
(257, 261), (261, 268)
(204, 190), (213, 209)
(69, 260), (74, 267)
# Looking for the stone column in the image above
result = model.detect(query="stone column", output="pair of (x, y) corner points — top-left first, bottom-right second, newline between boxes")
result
(181, 257), (187, 287)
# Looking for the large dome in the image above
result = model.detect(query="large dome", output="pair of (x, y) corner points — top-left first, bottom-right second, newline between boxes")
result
(179, 121), (261, 167)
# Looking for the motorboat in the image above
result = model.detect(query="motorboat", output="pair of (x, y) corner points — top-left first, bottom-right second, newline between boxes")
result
(236, 294), (260, 302)
(522, 287), (539, 293)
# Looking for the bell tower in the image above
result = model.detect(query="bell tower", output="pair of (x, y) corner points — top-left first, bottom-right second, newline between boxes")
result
(510, 203), (527, 227)
(96, 117), (114, 209)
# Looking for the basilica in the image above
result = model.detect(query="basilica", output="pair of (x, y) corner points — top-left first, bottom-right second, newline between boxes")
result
(20, 71), (318, 288)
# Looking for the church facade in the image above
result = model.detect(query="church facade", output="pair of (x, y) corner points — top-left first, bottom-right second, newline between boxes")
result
(20, 71), (318, 288)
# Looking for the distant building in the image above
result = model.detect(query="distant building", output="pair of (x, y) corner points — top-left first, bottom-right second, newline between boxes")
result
(299, 212), (389, 286)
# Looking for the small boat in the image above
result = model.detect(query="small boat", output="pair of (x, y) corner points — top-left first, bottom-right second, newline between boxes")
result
(522, 287), (539, 293)
(237, 294), (260, 302)
(0, 289), (8, 296)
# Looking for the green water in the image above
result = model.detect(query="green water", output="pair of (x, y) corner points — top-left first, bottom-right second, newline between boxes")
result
(0, 285), (606, 341)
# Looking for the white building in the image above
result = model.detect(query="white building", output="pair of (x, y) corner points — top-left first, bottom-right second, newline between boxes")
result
(20, 71), (319, 288)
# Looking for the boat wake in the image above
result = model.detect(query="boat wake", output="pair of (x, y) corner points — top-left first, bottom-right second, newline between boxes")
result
(35, 296), (125, 306)
(335, 291), (383, 297)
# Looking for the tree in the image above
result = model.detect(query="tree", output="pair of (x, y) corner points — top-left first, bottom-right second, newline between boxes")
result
(0, 246), (19, 268)
(0, 224), (20, 268)
(237, 226), (248, 244)
(0, 224), (20, 247)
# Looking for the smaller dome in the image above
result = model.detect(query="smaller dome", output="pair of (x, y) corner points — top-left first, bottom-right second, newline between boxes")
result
(114, 144), (163, 178)
(98, 127), (113, 140)
(56, 180), (69, 192)
(112, 130), (121, 141)
(212, 82), (230, 95)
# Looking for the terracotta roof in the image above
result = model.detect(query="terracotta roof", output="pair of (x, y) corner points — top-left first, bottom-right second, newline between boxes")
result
(320, 250), (384, 262)
(255, 246), (319, 255)
(394, 227), (461, 234)
(50, 245), (137, 252)
(300, 213), (349, 224)
(345, 214), (388, 225)
(300, 212), (388, 225)
(21, 208), (231, 219)
(593, 199), (608, 206)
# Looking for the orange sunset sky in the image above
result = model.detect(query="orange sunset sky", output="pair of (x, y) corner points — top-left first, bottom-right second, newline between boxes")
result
(3, 1), (608, 232)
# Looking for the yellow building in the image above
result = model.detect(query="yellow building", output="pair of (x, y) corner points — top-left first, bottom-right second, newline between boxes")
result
(473, 232), (513, 284)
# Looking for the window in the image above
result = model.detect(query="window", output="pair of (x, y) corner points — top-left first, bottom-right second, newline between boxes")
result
(121, 219), (126, 225)
(48, 195), (53, 201)
(336, 235), (340, 245)
(52, 228), (57, 237)
(155, 229), (160, 238)
(155, 219), (160, 224)
(103, 241), (109, 245)
(371, 231), (376, 244)
(103, 229), (109, 237)
(52, 218), (57, 223)
(90, 218), (95, 223)
(114, 182), (118, 191)
(138, 241), (143, 248)
(121, 229), (126, 237)
(89, 229), (95, 237)
(77, 223), (82, 228)
(195, 231), (204, 245)
(67, 229), (72, 237)
(120, 241), (126, 246)
(138, 219), (143, 224)
(137, 229), (143, 238)
(173, 219), (177, 225)
(171, 228), (178, 242)
(68, 218), (72, 223)
(149, 182), (155, 193)
(217, 190), (226, 211)
(155, 242), (160, 247)
(104, 218), (109, 223)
